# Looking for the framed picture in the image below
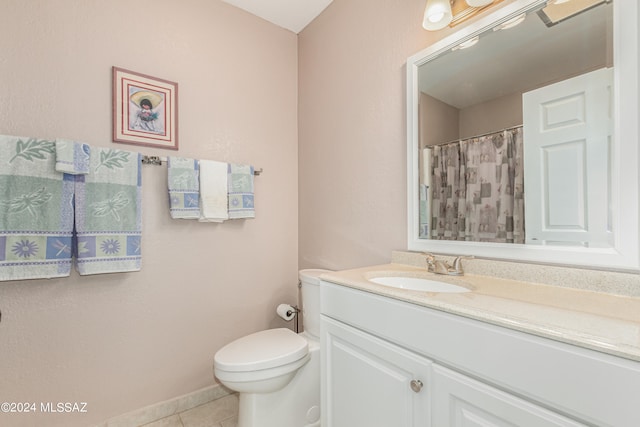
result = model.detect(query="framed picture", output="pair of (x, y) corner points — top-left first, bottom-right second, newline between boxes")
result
(112, 67), (178, 150)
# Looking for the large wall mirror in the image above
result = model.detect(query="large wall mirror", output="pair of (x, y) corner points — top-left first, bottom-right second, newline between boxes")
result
(407, 0), (639, 270)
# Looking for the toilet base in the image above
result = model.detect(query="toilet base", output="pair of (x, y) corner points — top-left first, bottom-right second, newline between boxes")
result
(237, 335), (320, 427)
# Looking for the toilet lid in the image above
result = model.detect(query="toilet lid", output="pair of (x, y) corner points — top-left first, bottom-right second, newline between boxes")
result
(214, 328), (308, 372)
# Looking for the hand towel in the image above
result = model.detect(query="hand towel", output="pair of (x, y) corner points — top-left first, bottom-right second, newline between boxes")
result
(227, 163), (255, 219)
(74, 147), (142, 275)
(167, 157), (200, 219)
(0, 135), (74, 281)
(55, 138), (91, 175)
(198, 160), (228, 222)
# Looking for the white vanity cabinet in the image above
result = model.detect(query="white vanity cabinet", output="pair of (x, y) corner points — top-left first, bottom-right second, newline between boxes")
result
(322, 317), (431, 426)
(320, 281), (640, 427)
(431, 365), (586, 426)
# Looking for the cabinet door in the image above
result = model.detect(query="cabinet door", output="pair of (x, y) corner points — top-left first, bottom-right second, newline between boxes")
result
(432, 365), (588, 427)
(321, 316), (432, 427)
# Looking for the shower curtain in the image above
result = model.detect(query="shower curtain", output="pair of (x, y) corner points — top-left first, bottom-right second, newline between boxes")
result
(430, 127), (525, 243)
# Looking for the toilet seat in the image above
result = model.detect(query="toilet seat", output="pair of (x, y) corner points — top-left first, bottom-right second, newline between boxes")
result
(214, 328), (308, 373)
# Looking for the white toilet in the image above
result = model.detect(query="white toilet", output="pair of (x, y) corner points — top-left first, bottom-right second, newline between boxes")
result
(213, 269), (329, 427)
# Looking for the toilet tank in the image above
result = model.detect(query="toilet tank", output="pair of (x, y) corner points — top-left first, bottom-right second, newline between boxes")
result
(299, 269), (331, 338)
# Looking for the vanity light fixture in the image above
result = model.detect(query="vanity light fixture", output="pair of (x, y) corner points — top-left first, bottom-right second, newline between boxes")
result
(493, 13), (527, 31)
(451, 35), (480, 50)
(423, 0), (504, 31)
(423, 0), (453, 31)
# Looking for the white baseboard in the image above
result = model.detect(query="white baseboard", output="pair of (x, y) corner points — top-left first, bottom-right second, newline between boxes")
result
(96, 383), (234, 427)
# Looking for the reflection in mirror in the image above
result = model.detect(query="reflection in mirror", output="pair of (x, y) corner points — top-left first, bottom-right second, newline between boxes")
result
(407, 0), (639, 270)
(419, 1), (612, 246)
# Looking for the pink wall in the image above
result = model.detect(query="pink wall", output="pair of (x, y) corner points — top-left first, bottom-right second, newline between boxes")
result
(298, 0), (457, 270)
(0, 1), (298, 426)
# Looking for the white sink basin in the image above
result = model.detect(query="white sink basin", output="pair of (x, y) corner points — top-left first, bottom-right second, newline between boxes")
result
(369, 276), (471, 293)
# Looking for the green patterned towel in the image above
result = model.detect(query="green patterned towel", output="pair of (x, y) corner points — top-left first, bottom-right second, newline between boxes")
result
(168, 157), (200, 219)
(0, 135), (74, 281)
(55, 138), (91, 175)
(227, 163), (255, 219)
(74, 147), (142, 275)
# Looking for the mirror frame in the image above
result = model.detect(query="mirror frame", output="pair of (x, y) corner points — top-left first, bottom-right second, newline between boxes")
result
(407, 0), (640, 271)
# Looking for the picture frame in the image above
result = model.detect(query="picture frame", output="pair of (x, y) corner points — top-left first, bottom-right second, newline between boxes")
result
(112, 67), (178, 150)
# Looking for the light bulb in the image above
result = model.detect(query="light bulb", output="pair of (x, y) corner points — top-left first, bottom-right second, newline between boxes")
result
(423, 0), (453, 31)
(429, 12), (445, 23)
(493, 13), (526, 31)
(452, 36), (480, 51)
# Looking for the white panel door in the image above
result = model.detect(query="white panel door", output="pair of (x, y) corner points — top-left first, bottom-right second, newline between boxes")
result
(321, 316), (432, 427)
(432, 365), (588, 427)
(522, 68), (612, 247)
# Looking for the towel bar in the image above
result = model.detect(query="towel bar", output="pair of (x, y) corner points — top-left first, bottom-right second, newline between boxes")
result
(141, 155), (262, 176)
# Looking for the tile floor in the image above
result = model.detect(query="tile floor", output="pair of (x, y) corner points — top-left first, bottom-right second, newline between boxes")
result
(139, 394), (238, 427)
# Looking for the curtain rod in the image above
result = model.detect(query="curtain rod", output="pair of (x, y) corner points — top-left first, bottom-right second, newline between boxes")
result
(425, 124), (523, 149)
(141, 155), (263, 176)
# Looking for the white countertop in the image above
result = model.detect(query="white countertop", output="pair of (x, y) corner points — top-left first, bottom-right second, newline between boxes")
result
(320, 263), (640, 362)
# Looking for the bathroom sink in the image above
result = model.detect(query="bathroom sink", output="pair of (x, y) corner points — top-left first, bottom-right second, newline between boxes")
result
(368, 276), (471, 293)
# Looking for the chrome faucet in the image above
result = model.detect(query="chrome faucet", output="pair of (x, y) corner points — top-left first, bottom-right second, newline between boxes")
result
(423, 253), (473, 276)
(424, 253), (450, 274)
(449, 255), (473, 276)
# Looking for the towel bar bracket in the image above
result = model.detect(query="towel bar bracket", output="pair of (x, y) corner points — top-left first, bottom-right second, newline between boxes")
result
(141, 156), (163, 166)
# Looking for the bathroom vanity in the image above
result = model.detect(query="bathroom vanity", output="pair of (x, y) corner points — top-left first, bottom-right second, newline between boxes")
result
(319, 264), (640, 427)
(320, 0), (640, 424)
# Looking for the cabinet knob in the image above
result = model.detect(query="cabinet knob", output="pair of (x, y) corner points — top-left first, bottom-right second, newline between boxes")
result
(410, 379), (423, 393)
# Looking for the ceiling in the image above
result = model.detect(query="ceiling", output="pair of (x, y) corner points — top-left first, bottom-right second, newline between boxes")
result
(221, 0), (334, 33)
(419, 1), (612, 109)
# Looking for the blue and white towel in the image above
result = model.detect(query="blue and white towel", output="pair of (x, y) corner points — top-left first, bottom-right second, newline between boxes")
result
(228, 164), (255, 219)
(74, 147), (142, 275)
(0, 135), (74, 281)
(55, 138), (91, 175)
(167, 157), (200, 219)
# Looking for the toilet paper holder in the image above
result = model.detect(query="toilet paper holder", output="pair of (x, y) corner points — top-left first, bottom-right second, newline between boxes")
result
(285, 305), (300, 318)
(289, 305), (300, 333)
(277, 303), (301, 333)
